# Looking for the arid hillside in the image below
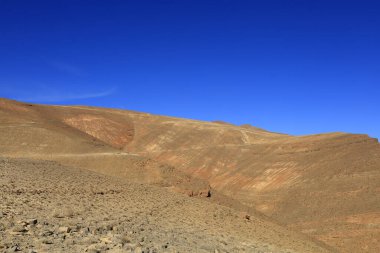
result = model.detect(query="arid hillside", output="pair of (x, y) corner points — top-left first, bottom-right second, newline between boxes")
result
(1, 157), (332, 253)
(0, 98), (211, 198)
(122, 110), (380, 253)
(1, 98), (379, 252)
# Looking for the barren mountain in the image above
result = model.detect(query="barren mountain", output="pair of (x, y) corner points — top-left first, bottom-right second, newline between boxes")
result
(1, 98), (379, 252)
(123, 114), (380, 253)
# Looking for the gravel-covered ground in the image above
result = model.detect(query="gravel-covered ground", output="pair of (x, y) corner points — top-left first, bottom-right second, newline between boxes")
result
(0, 157), (332, 253)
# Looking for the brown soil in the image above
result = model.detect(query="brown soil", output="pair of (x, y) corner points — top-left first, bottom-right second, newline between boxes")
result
(0, 157), (331, 253)
(1, 98), (379, 252)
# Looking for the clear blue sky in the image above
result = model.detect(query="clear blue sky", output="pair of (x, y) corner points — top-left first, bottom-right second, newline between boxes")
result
(1, 1), (379, 138)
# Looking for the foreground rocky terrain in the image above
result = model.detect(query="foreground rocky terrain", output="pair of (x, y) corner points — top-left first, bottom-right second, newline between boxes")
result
(1, 98), (379, 252)
(0, 157), (332, 253)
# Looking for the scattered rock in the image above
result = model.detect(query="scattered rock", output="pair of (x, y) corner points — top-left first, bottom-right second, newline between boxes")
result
(57, 226), (71, 234)
(0, 156), (332, 253)
(8, 245), (21, 252)
(26, 219), (37, 225)
(81, 227), (90, 234)
(40, 230), (54, 237)
(120, 234), (132, 245)
(41, 239), (53, 244)
(99, 237), (112, 244)
(12, 225), (28, 233)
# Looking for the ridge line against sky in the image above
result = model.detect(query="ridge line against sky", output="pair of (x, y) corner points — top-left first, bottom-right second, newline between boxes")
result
(0, 0), (379, 138)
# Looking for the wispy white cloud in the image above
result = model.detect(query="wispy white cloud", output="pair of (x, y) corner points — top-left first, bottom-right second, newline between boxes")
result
(49, 61), (85, 76)
(16, 87), (117, 103)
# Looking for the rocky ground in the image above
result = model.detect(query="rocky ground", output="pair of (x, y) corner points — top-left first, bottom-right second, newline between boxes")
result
(2, 98), (380, 252)
(0, 157), (332, 253)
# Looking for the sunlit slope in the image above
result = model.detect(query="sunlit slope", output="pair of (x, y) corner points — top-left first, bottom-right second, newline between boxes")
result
(0, 157), (334, 253)
(116, 105), (380, 253)
(1, 98), (379, 252)
(0, 98), (210, 197)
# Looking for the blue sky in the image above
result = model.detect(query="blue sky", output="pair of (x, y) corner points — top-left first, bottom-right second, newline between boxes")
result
(1, 0), (379, 138)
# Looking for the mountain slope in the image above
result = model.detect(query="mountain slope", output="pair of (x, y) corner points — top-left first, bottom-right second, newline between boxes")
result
(0, 157), (333, 253)
(0, 98), (211, 197)
(1, 98), (379, 252)
(122, 112), (380, 253)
